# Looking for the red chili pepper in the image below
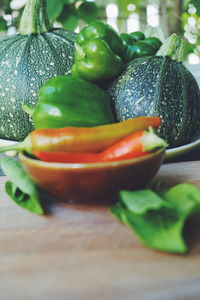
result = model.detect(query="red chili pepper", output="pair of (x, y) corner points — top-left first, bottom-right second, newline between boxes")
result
(34, 130), (167, 163)
(100, 131), (148, 161)
(0, 116), (161, 155)
(34, 151), (100, 163)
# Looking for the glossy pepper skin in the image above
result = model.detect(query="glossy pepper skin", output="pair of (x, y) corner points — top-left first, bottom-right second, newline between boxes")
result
(120, 31), (162, 62)
(33, 131), (148, 163)
(129, 31), (145, 42)
(33, 129), (167, 163)
(0, 117), (161, 155)
(71, 21), (126, 81)
(145, 37), (162, 50)
(32, 75), (115, 129)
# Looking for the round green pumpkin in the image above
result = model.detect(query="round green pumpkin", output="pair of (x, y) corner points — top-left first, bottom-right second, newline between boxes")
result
(0, 0), (76, 141)
(107, 34), (200, 148)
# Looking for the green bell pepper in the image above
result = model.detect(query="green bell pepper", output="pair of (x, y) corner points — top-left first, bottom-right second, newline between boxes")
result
(120, 31), (162, 62)
(128, 41), (157, 59)
(144, 37), (162, 50)
(129, 31), (145, 42)
(26, 76), (115, 129)
(120, 33), (135, 46)
(72, 21), (126, 81)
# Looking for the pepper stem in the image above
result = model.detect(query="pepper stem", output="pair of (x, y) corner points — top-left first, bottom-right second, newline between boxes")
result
(0, 135), (32, 154)
(156, 33), (184, 62)
(19, 0), (51, 35)
(0, 143), (24, 153)
(142, 128), (168, 152)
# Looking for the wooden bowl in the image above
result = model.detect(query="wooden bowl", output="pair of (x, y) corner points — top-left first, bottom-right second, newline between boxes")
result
(19, 150), (165, 205)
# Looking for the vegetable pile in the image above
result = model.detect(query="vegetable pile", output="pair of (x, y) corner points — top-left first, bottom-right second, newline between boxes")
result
(71, 21), (162, 82)
(0, 5), (200, 255)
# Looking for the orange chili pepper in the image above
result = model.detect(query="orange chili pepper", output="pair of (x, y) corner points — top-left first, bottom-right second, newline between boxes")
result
(0, 117), (161, 155)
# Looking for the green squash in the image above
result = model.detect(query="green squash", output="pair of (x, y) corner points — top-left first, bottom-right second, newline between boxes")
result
(107, 34), (200, 148)
(0, 0), (76, 141)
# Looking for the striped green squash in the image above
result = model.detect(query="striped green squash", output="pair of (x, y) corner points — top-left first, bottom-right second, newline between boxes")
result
(108, 34), (200, 148)
(0, 0), (76, 141)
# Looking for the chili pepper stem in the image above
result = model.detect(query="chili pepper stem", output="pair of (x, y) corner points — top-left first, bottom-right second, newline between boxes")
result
(0, 136), (32, 153)
(0, 143), (23, 153)
(141, 129), (168, 151)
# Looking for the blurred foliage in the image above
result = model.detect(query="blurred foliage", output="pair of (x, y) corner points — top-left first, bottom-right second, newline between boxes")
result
(116, 0), (141, 17)
(0, 15), (7, 30)
(190, 0), (200, 15)
(0, 0), (199, 59)
(182, 0), (200, 59)
(46, 0), (98, 30)
(0, 0), (99, 31)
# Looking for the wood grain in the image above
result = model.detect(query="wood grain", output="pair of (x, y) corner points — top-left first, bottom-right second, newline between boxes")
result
(0, 161), (200, 300)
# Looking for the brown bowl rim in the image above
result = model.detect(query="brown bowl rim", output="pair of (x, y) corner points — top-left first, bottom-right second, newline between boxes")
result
(19, 149), (165, 170)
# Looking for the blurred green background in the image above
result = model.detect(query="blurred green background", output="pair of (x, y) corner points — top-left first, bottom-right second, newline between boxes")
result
(0, 0), (199, 64)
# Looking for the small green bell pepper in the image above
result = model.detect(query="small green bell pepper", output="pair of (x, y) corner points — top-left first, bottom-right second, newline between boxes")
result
(129, 31), (145, 42)
(128, 41), (157, 59)
(144, 37), (163, 50)
(119, 33), (135, 46)
(120, 31), (162, 62)
(27, 76), (115, 129)
(72, 21), (126, 81)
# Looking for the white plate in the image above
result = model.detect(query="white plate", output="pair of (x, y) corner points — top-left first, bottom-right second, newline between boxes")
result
(165, 136), (200, 159)
(0, 137), (200, 160)
(0, 139), (18, 157)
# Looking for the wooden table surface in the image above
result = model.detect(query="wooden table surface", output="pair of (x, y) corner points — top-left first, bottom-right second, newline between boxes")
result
(1, 161), (200, 300)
